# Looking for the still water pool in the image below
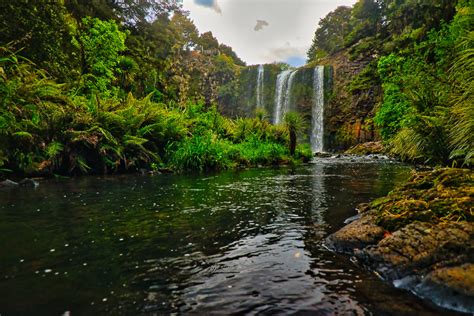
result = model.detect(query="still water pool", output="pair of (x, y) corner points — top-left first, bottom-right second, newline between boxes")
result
(0, 159), (458, 315)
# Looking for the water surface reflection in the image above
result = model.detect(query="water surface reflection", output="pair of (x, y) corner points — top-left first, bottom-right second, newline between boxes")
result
(0, 160), (457, 315)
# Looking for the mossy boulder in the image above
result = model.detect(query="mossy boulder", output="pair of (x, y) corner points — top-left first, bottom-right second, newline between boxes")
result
(325, 212), (385, 253)
(371, 168), (473, 231)
(326, 168), (474, 313)
(345, 141), (385, 155)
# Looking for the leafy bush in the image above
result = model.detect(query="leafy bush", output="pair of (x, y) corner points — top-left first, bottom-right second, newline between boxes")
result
(374, 5), (473, 166)
(234, 137), (289, 166)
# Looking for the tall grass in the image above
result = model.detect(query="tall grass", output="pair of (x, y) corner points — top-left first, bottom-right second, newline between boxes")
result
(449, 32), (474, 166)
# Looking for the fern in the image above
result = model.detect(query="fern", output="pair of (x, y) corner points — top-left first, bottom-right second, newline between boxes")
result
(45, 141), (64, 159)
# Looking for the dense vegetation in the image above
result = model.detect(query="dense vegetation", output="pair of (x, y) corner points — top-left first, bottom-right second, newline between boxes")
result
(1, 0), (472, 176)
(308, 0), (473, 166)
(0, 1), (310, 177)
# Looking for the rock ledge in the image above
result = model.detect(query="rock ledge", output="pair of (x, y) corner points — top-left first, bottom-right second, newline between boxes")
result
(326, 168), (474, 313)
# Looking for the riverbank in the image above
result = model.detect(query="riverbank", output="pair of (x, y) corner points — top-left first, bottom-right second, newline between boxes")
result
(326, 168), (474, 313)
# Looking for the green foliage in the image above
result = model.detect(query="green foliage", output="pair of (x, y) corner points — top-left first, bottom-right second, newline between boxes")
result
(449, 30), (474, 166)
(307, 6), (352, 61)
(168, 133), (234, 171)
(373, 3), (473, 166)
(344, 0), (380, 48)
(1, 0), (243, 105)
(234, 138), (289, 166)
(348, 60), (380, 93)
(389, 107), (450, 165)
(306, 0), (462, 156)
(294, 144), (313, 162)
(73, 17), (127, 96)
(0, 1), (77, 79)
(0, 1), (300, 177)
(284, 111), (306, 156)
(167, 105), (312, 172)
(0, 47), (311, 175)
(0, 49), (187, 175)
(374, 81), (411, 140)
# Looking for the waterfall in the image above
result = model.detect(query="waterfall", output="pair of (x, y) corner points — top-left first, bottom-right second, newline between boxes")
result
(311, 66), (325, 152)
(256, 65), (264, 109)
(283, 70), (297, 117)
(273, 69), (297, 124)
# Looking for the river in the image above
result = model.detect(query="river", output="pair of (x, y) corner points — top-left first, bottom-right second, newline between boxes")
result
(0, 158), (458, 315)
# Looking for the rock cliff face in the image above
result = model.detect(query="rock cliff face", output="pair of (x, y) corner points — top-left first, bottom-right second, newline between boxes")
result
(217, 55), (380, 151)
(326, 168), (474, 313)
(218, 64), (333, 150)
(319, 52), (381, 150)
(218, 64), (281, 119)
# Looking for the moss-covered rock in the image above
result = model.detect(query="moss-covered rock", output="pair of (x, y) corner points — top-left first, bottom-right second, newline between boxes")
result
(371, 168), (474, 231)
(319, 52), (381, 150)
(325, 212), (385, 253)
(345, 141), (385, 155)
(326, 168), (474, 313)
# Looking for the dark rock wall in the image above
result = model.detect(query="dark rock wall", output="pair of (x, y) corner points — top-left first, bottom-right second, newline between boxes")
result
(320, 52), (380, 150)
(218, 59), (377, 152)
(218, 64), (281, 119)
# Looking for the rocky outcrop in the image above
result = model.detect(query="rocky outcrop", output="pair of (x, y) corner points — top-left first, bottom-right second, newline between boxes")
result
(0, 178), (39, 188)
(0, 179), (19, 188)
(345, 141), (384, 155)
(415, 264), (474, 312)
(319, 52), (381, 150)
(325, 212), (385, 253)
(326, 168), (474, 313)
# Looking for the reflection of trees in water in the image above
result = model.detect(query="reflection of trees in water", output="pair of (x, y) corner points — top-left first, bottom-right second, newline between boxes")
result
(310, 163), (327, 225)
(0, 163), (415, 315)
(299, 162), (418, 316)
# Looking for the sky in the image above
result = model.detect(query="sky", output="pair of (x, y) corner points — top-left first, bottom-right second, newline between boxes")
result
(183, 0), (358, 67)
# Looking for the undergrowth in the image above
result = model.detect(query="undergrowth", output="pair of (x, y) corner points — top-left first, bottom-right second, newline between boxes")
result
(0, 49), (312, 176)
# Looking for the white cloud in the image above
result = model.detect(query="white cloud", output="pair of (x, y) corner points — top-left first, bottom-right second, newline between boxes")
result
(184, 0), (357, 65)
(264, 45), (308, 62)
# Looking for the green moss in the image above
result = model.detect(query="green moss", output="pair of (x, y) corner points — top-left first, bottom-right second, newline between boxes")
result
(370, 168), (474, 231)
(345, 141), (384, 155)
(348, 61), (380, 94)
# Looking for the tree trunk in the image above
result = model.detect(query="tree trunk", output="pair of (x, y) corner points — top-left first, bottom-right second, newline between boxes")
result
(289, 130), (296, 156)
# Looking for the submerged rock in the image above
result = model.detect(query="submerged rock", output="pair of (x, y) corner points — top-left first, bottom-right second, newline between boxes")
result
(414, 264), (474, 313)
(0, 178), (39, 188)
(0, 179), (19, 187)
(325, 168), (474, 313)
(313, 152), (333, 158)
(18, 178), (39, 187)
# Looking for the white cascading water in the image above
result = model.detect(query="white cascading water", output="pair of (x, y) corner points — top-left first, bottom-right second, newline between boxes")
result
(256, 65), (264, 109)
(273, 69), (297, 124)
(311, 66), (325, 152)
(273, 70), (292, 124)
(282, 70), (297, 118)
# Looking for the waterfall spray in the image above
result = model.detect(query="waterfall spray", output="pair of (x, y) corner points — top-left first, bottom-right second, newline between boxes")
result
(274, 69), (297, 124)
(256, 65), (264, 109)
(273, 70), (292, 124)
